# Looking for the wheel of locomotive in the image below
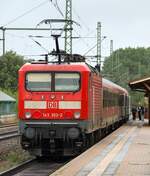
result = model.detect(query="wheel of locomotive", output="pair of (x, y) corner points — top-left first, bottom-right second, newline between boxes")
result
(89, 133), (94, 146)
(102, 128), (107, 139)
(84, 134), (89, 148)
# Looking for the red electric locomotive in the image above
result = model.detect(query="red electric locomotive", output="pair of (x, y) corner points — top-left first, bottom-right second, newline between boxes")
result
(18, 55), (129, 157)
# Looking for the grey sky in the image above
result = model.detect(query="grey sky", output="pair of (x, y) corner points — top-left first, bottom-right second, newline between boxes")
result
(0, 0), (150, 63)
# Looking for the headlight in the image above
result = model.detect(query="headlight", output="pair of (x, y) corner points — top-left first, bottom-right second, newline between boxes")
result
(74, 112), (80, 119)
(25, 112), (31, 119)
(67, 128), (80, 139)
(25, 127), (35, 139)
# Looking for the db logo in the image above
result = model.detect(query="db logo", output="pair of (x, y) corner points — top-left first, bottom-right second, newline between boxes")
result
(48, 101), (58, 109)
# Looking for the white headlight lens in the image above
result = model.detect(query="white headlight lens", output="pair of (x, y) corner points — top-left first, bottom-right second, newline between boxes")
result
(74, 112), (80, 119)
(25, 112), (31, 119)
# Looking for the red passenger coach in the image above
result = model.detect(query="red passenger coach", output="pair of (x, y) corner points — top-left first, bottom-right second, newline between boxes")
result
(18, 58), (129, 157)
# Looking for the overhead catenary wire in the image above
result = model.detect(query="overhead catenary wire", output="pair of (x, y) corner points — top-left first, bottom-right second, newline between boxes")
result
(83, 43), (97, 56)
(49, 0), (64, 18)
(29, 36), (49, 53)
(2, 0), (49, 27)
(28, 35), (50, 38)
(72, 27), (95, 55)
(26, 35), (96, 39)
(72, 5), (97, 42)
(7, 32), (27, 39)
(72, 7), (92, 33)
(83, 36), (107, 56)
(71, 5), (96, 54)
(3, 32), (36, 55)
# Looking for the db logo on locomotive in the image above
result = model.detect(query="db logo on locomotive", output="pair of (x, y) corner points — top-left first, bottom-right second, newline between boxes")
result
(47, 101), (58, 109)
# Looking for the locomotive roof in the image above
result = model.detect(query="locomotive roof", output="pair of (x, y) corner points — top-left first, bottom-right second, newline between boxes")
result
(19, 62), (97, 73)
(103, 78), (128, 94)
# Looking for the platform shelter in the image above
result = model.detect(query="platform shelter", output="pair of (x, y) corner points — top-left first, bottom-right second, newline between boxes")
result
(129, 76), (150, 125)
(0, 91), (16, 115)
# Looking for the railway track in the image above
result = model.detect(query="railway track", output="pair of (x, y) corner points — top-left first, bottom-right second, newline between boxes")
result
(0, 157), (70, 176)
(0, 159), (36, 176)
(0, 123), (19, 141)
(0, 123), (17, 129)
(0, 130), (19, 141)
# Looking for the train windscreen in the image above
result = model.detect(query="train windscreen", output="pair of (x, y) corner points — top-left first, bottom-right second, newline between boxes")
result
(26, 72), (80, 92)
(55, 73), (80, 91)
(26, 73), (51, 91)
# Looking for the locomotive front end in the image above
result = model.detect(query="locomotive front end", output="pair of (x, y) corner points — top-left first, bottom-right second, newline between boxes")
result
(18, 63), (89, 157)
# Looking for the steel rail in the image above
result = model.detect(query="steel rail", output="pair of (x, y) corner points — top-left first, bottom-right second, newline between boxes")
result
(0, 157), (70, 176)
(0, 123), (17, 129)
(0, 130), (19, 141)
(0, 159), (36, 176)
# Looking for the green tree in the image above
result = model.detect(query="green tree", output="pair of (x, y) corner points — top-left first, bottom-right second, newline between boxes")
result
(102, 47), (150, 105)
(0, 51), (24, 97)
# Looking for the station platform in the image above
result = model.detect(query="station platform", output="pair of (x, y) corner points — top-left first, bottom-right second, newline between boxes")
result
(50, 120), (150, 176)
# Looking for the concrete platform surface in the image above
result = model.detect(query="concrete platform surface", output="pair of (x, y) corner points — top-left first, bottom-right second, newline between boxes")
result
(50, 120), (150, 176)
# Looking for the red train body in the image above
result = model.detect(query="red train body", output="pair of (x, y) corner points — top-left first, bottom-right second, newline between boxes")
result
(18, 62), (129, 157)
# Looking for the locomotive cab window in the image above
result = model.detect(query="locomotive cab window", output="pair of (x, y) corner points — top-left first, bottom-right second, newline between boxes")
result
(55, 73), (80, 91)
(26, 72), (80, 92)
(26, 73), (51, 91)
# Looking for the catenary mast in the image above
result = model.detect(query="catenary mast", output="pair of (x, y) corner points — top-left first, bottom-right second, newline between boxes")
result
(64, 0), (72, 54)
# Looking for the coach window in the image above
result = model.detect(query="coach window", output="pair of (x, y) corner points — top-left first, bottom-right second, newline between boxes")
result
(103, 90), (106, 107)
(26, 73), (51, 91)
(55, 73), (80, 91)
(119, 95), (124, 106)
